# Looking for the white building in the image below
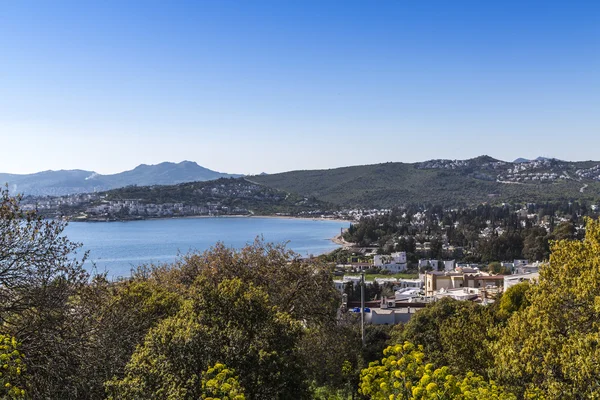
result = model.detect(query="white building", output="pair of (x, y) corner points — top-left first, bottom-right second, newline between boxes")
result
(514, 259), (529, 268)
(434, 287), (480, 301)
(395, 287), (422, 302)
(365, 308), (415, 324)
(396, 279), (423, 289)
(374, 252), (407, 273)
(443, 260), (456, 271)
(419, 259), (440, 270)
(504, 273), (539, 291)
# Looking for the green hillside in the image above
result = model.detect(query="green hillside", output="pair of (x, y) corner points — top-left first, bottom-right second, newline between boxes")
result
(101, 178), (332, 215)
(251, 156), (600, 208)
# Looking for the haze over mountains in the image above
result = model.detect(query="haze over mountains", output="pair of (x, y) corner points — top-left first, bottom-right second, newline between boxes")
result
(0, 161), (241, 196)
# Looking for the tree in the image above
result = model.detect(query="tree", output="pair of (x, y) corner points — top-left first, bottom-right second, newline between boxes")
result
(106, 278), (308, 400)
(102, 240), (340, 399)
(0, 187), (88, 322)
(0, 187), (93, 398)
(493, 218), (600, 397)
(74, 272), (184, 399)
(429, 237), (443, 259)
(300, 314), (361, 398)
(358, 342), (515, 399)
(397, 298), (494, 377)
(494, 282), (530, 321)
(552, 221), (575, 241)
(522, 227), (550, 261)
(487, 261), (502, 273)
(173, 239), (340, 328)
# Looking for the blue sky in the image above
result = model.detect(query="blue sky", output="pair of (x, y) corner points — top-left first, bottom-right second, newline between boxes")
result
(1, 0), (598, 174)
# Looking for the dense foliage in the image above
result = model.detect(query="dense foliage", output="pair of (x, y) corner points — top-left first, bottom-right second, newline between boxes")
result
(343, 202), (596, 263)
(359, 342), (515, 399)
(393, 298), (495, 377)
(253, 157), (600, 208)
(106, 277), (306, 399)
(492, 217), (600, 398)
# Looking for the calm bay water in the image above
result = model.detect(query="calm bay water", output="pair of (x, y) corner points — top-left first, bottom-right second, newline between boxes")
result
(64, 217), (348, 278)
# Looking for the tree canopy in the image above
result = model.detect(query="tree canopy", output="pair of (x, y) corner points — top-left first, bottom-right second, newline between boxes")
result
(106, 278), (307, 399)
(493, 217), (600, 397)
(358, 342), (515, 399)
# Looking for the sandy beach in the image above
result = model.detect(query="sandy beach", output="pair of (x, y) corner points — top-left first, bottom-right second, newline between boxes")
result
(330, 233), (354, 248)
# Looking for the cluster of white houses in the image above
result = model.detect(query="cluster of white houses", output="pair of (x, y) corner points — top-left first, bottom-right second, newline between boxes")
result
(334, 252), (539, 325)
(83, 200), (249, 218)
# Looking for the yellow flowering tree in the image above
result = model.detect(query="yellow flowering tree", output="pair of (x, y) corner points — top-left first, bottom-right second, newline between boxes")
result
(493, 218), (600, 398)
(201, 362), (245, 400)
(0, 335), (26, 399)
(358, 342), (514, 400)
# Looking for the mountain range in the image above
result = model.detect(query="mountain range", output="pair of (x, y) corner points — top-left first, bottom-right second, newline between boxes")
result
(251, 155), (600, 208)
(0, 161), (241, 196)
(4, 156), (600, 208)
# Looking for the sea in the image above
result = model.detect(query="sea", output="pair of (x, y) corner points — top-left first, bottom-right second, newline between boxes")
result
(63, 217), (348, 278)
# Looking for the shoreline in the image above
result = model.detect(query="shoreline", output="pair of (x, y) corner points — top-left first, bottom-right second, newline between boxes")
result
(329, 233), (355, 251)
(70, 214), (353, 224)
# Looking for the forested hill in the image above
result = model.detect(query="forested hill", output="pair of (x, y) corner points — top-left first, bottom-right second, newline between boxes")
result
(103, 178), (328, 214)
(30, 178), (333, 219)
(251, 156), (600, 208)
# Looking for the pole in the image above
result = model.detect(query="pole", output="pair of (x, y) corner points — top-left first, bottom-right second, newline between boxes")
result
(361, 271), (365, 347)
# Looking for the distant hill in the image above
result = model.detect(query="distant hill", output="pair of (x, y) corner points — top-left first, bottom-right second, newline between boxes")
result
(0, 161), (241, 196)
(513, 156), (558, 163)
(251, 156), (600, 208)
(8, 156), (600, 208)
(29, 178), (331, 219)
(101, 178), (329, 215)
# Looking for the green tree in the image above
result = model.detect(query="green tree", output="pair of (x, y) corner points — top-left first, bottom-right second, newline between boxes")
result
(397, 298), (494, 377)
(0, 187), (88, 322)
(0, 187), (94, 398)
(174, 240), (340, 328)
(106, 278), (308, 400)
(74, 272), (184, 398)
(551, 221), (575, 241)
(300, 314), (361, 397)
(493, 218), (600, 398)
(487, 262), (511, 275)
(495, 282), (530, 320)
(522, 227), (550, 261)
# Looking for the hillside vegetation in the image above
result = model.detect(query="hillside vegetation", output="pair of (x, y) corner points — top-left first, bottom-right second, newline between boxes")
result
(103, 178), (330, 215)
(252, 156), (600, 208)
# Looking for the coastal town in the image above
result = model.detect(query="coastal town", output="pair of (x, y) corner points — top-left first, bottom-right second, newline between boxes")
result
(20, 180), (580, 330)
(19, 182), (390, 222)
(326, 200), (599, 326)
(18, 178), (341, 220)
(331, 250), (539, 325)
